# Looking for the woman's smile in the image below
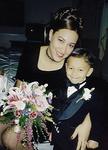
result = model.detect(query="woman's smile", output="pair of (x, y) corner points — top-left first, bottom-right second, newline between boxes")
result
(56, 50), (64, 58)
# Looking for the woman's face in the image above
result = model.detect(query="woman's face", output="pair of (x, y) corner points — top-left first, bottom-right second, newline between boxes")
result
(48, 29), (79, 62)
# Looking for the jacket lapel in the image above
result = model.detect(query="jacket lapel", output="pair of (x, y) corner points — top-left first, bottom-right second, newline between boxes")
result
(56, 87), (85, 121)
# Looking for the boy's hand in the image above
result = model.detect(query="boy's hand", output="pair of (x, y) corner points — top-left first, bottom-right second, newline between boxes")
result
(87, 140), (99, 149)
(71, 123), (88, 150)
(71, 113), (91, 150)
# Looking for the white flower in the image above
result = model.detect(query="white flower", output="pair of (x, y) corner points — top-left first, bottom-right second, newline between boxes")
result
(0, 92), (7, 107)
(0, 75), (7, 93)
(0, 99), (5, 107)
(14, 119), (19, 124)
(47, 92), (53, 99)
(44, 83), (48, 88)
(11, 101), (26, 110)
(14, 125), (21, 133)
(0, 112), (4, 116)
(76, 87), (95, 103)
(3, 106), (10, 112)
(35, 95), (50, 112)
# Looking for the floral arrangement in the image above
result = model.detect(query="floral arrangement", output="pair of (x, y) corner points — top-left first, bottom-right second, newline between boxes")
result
(0, 81), (53, 148)
(76, 87), (95, 103)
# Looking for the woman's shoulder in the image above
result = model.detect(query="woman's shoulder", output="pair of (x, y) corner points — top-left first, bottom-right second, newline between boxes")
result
(20, 43), (43, 61)
(23, 43), (41, 52)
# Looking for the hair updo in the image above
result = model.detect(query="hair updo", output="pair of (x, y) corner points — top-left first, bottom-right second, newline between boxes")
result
(49, 7), (83, 35)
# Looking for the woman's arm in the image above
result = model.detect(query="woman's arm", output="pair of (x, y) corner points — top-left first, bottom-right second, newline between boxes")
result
(71, 113), (91, 150)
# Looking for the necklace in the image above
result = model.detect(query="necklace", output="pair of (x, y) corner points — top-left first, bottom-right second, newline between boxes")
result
(46, 48), (56, 62)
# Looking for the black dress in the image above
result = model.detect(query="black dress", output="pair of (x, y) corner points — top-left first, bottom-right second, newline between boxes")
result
(15, 44), (66, 143)
(15, 44), (66, 93)
(52, 77), (108, 150)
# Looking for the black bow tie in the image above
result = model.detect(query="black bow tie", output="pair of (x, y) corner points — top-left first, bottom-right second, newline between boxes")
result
(66, 79), (80, 89)
(66, 79), (86, 90)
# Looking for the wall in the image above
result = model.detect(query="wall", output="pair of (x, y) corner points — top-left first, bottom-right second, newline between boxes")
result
(0, 0), (79, 48)
(99, 3), (108, 60)
(0, 27), (26, 48)
(24, 0), (79, 24)
(97, 2), (108, 82)
(79, 0), (104, 57)
(0, 0), (106, 64)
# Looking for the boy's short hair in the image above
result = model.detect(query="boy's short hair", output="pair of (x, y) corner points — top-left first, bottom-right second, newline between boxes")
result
(68, 48), (96, 68)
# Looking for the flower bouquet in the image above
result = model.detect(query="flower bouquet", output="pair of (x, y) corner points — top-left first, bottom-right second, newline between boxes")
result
(0, 81), (53, 149)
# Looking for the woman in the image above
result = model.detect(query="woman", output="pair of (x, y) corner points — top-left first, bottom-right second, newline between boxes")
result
(1, 7), (91, 150)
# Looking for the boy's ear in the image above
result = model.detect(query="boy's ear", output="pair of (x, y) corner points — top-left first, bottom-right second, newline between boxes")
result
(49, 29), (54, 41)
(87, 68), (93, 77)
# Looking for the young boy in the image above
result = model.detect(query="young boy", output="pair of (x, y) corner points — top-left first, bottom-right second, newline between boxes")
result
(52, 48), (106, 150)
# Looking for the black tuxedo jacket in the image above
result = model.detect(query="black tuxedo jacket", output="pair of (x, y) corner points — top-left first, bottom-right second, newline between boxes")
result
(52, 76), (108, 150)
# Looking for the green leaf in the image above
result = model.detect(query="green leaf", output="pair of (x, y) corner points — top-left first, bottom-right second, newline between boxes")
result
(19, 116), (28, 128)
(0, 112), (15, 124)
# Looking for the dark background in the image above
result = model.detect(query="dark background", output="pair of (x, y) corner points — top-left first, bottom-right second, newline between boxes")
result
(0, 0), (105, 53)
(0, 0), (108, 83)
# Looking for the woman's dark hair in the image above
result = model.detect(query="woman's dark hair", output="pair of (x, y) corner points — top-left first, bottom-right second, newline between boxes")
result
(49, 7), (83, 35)
(69, 48), (96, 68)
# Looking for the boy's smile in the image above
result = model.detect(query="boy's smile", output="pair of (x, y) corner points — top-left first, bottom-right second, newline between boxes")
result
(66, 56), (93, 84)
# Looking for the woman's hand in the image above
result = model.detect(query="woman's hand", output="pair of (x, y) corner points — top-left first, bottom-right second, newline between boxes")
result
(71, 113), (91, 150)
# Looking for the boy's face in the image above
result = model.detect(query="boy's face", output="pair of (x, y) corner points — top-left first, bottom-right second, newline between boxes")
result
(66, 56), (93, 84)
